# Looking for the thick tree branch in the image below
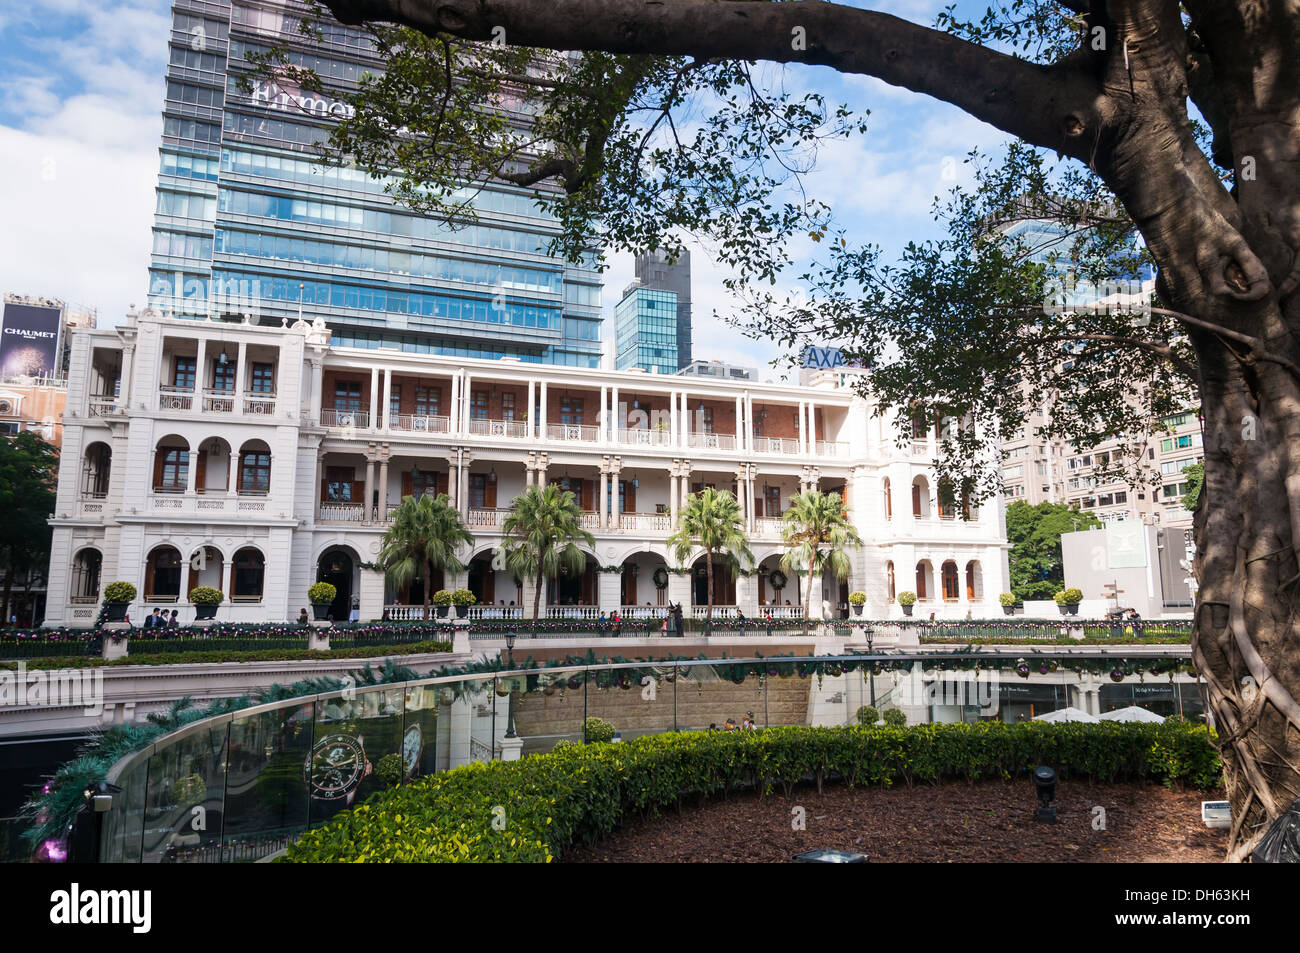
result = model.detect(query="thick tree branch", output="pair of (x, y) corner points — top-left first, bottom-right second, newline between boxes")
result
(324, 0), (1099, 158)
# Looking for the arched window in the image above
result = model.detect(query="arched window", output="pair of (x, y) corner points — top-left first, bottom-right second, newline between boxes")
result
(237, 443), (271, 495)
(886, 560), (895, 601)
(912, 477), (930, 518)
(966, 561), (980, 600)
(70, 549), (102, 601)
(232, 547), (265, 600)
(937, 479), (956, 519)
(82, 443), (111, 498)
(146, 546), (183, 599)
(942, 561), (960, 600)
(882, 478), (892, 520)
(154, 443), (189, 493)
(915, 561), (928, 600)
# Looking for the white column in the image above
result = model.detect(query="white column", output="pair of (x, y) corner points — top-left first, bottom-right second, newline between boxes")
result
(669, 463), (679, 523)
(680, 390), (689, 447)
(382, 368), (392, 430)
(194, 338), (207, 411)
(527, 380), (536, 438)
(669, 391), (677, 447)
(539, 381), (549, 440)
(450, 371), (460, 434)
(463, 374), (473, 433)
(370, 366), (380, 429)
(310, 358), (324, 423)
(598, 464), (609, 530)
(458, 452), (470, 517)
(734, 394), (743, 450)
(735, 468), (746, 519)
(221, 560), (233, 599)
(119, 344), (135, 409)
(610, 386), (620, 443)
(235, 341), (248, 405)
(447, 461), (458, 510)
(808, 401), (817, 454)
(186, 444), (200, 494)
(600, 385), (609, 444)
(608, 463), (620, 529)
(378, 457), (389, 521)
(314, 451), (325, 521)
(364, 456), (376, 520)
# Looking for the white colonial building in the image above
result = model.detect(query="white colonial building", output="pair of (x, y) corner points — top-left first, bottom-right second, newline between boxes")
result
(44, 308), (1010, 627)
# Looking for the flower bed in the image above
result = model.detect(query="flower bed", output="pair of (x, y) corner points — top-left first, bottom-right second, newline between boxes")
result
(283, 721), (1221, 863)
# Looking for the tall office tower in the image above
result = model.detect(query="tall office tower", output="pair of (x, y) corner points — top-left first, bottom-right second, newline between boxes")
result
(615, 281), (678, 374)
(634, 248), (691, 369)
(149, 0), (603, 366)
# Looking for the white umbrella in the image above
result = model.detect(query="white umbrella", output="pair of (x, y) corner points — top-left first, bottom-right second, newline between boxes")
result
(1099, 705), (1166, 723)
(1034, 707), (1100, 723)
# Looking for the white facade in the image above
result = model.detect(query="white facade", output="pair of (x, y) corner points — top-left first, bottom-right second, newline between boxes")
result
(45, 309), (1010, 627)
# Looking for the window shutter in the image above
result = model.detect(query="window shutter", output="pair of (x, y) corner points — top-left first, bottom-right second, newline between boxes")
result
(485, 478), (497, 509)
(436, 471), (448, 497)
(401, 471), (413, 499)
(320, 478), (328, 501)
(912, 484), (922, 516)
(153, 451), (165, 489)
(916, 565), (926, 599)
(580, 479), (593, 512)
(483, 572), (495, 605)
(235, 454), (244, 493)
(195, 451), (206, 492)
(624, 481), (636, 513)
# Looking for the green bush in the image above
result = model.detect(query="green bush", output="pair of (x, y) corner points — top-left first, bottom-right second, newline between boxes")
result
(999, 592), (1017, 607)
(552, 739), (581, 752)
(282, 721), (1222, 863)
(897, 591), (917, 607)
(583, 716), (616, 744)
(375, 753), (404, 788)
(188, 586), (224, 605)
(451, 588), (477, 607)
(883, 708), (907, 727)
(1054, 587), (1084, 605)
(432, 589), (454, 606)
(103, 581), (136, 603)
(848, 591), (866, 606)
(855, 705), (879, 725)
(308, 582), (337, 604)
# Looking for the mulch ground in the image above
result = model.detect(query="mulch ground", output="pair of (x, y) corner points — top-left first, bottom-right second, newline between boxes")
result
(565, 779), (1228, 863)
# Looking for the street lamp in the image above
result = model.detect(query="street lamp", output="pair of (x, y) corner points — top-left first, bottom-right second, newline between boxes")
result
(864, 626), (876, 707)
(504, 630), (518, 739)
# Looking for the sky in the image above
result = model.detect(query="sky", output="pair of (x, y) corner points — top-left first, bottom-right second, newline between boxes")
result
(0, 0), (1016, 381)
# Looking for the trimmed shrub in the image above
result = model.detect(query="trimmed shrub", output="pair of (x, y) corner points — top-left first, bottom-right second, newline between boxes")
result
(188, 586), (224, 605)
(104, 581), (136, 603)
(308, 582), (337, 604)
(451, 588), (477, 606)
(432, 589), (454, 606)
(848, 591), (866, 606)
(882, 707), (907, 727)
(897, 591), (917, 607)
(999, 592), (1017, 607)
(583, 716), (616, 744)
(1054, 587), (1084, 605)
(855, 705), (879, 725)
(282, 722), (1221, 863)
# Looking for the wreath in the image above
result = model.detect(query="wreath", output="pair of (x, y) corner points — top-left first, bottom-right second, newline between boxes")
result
(652, 567), (670, 590)
(769, 569), (788, 590)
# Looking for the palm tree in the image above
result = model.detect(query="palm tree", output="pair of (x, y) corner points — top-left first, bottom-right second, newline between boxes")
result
(501, 484), (595, 629)
(667, 487), (753, 622)
(779, 489), (862, 620)
(378, 493), (474, 619)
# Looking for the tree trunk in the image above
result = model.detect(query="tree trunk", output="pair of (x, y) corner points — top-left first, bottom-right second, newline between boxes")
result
(423, 558), (432, 621)
(705, 551), (714, 621)
(533, 570), (543, 625)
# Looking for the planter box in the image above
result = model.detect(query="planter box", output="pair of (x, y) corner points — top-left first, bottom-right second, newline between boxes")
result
(105, 602), (129, 623)
(435, 606), (450, 619)
(900, 604), (914, 617)
(1002, 605), (1015, 616)
(311, 603), (331, 622)
(195, 604), (218, 620)
(454, 605), (469, 619)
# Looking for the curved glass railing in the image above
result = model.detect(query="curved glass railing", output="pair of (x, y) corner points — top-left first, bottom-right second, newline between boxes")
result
(98, 650), (1200, 862)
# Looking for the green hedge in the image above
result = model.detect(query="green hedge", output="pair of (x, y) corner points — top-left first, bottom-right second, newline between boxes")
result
(283, 721), (1221, 863)
(0, 641), (454, 671)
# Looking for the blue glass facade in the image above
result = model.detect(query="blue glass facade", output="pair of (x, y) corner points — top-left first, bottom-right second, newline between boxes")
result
(615, 287), (678, 374)
(149, 0), (603, 367)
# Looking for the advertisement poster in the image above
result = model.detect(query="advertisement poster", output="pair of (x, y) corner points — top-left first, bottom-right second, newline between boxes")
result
(0, 302), (61, 378)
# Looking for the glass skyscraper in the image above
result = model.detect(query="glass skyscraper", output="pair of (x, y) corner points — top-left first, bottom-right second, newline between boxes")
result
(148, 0), (603, 366)
(633, 248), (691, 370)
(614, 283), (678, 374)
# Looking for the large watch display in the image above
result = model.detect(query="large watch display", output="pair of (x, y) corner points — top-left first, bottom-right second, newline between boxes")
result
(402, 724), (423, 778)
(304, 733), (369, 801)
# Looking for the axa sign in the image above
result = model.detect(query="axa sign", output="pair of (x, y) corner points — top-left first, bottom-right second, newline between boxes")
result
(802, 346), (845, 370)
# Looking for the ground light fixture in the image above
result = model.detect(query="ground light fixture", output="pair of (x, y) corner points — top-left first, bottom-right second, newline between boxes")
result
(1033, 765), (1058, 823)
(793, 849), (867, 863)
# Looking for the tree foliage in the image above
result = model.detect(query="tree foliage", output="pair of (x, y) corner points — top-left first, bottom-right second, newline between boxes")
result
(667, 488), (753, 620)
(0, 432), (58, 625)
(1005, 501), (1103, 602)
(378, 493), (473, 618)
(501, 484), (595, 624)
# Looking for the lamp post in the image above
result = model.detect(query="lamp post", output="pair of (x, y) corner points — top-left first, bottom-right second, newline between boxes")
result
(865, 626), (876, 707)
(504, 631), (518, 739)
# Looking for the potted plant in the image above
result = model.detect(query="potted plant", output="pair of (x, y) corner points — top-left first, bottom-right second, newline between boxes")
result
(432, 589), (453, 619)
(189, 586), (224, 620)
(451, 588), (476, 618)
(308, 582), (337, 621)
(999, 592), (1018, 616)
(897, 590), (917, 616)
(1054, 587), (1083, 616)
(849, 591), (866, 616)
(102, 581), (136, 622)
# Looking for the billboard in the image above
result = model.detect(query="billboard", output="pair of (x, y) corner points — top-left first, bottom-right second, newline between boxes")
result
(802, 345), (845, 370)
(1, 302), (62, 378)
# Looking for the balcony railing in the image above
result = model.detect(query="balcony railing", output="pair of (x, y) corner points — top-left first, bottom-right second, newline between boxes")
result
(619, 512), (670, 533)
(468, 418), (528, 439)
(545, 605), (601, 619)
(203, 391), (235, 413)
(687, 431), (736, 451)
(547, 423), (600, 443)
(466, 507), (511, 527)
(87, 396), (118, 417)
(619, 605), (667, 619)
(390, 413), (450, 434)
(158, 385), (193, 411)
(754, 518), (784, 538)
(751, 436), (802, 455)
(578, 512), (603, 530)
(618, 428), (671, 447)
(321, 408), (370, 429)
(243, 394), (276, 415)
(320, 502), (367, 522)
(469, 605), (523, 619)
(911, 439), (932, 456)
(815, 440), (849, 457)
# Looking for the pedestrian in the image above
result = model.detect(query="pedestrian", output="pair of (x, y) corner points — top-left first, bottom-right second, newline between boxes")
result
(380, 607), (391, 622)
(169, 609), (179, 628)
(349, 597), (360, 623)
(297, 608), (310, 625)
